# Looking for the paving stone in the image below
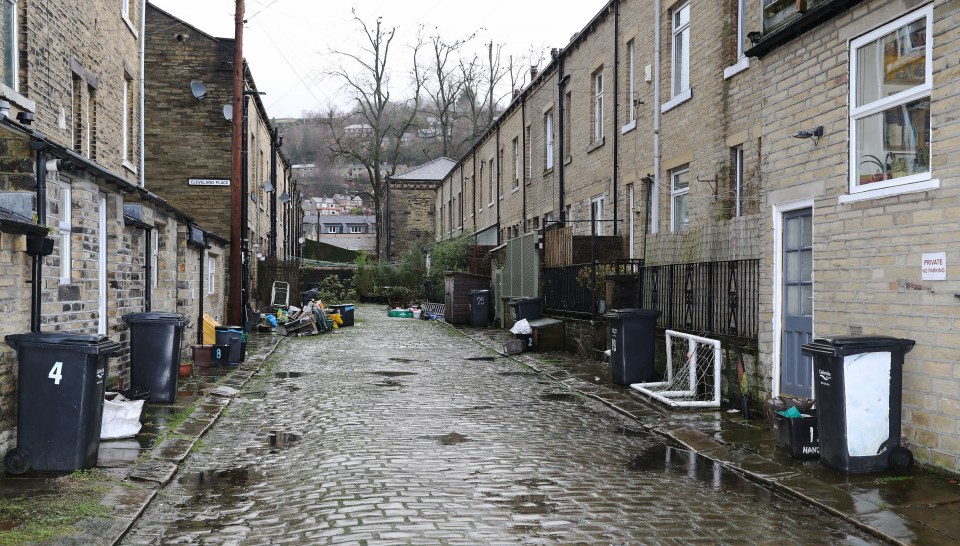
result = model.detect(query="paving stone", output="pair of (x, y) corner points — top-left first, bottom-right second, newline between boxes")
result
(121, 306), (881, 545)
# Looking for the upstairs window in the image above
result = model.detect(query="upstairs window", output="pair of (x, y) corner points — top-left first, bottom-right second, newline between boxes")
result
(671, 2), (690, 97)
(762, 0), (827, 34)
(3, 0), (17, 91)
(512, 137), (520, 189)
(350, 225), (363, 234)
(592, 68), (604, 142)
(671, 165), (689, 233)
(626, 39), (636, 124)
(544, 111), (554, 169)
(849, 7), (932, 198)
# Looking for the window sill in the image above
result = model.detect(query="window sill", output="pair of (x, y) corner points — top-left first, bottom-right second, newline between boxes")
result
(122, 160), (137, 175)
(511, 186), (520, 194)
(564, 155), (572, 166)
(621, 120), (637, 134)
(839, 178), (939, 204)
(0, 84), (36, 113)
(661, 89), (692, 113)
(122, 15), (139, 39)
(543, 166), (554, 176)
(587, 137), (605, 154)
(723, 57), (751, 80)
(488, 202), (494, 208)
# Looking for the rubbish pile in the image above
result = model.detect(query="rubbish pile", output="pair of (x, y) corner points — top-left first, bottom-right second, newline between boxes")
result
(276, 299), (345, 336)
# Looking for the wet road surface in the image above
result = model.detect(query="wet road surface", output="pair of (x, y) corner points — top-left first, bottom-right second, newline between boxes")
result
(122, 308), (880, 545)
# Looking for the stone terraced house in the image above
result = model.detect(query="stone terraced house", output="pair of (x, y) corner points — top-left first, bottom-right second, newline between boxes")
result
(436, 0), (960, 472)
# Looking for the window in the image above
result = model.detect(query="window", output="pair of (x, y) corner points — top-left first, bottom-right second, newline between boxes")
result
(326, 225), (337, 234)
(122, 74), (134, 164)
(763, 0), (827, 34)
(59, 184), (72, 284)
(848, 7), (933, 199)
(671, 166), (689, 232)
(591, 195), (605, 235)
(72, 75), (82, 153)
(152, 227), (159, 288)
(207, 255), (215, 295)
(3, 0), (17, 91)
(626, 40), (636, 124)
(478, 162), (484, 206)
(488, 158), (494, 204)
(732, 145), (743, 217)
(350, 225), (363, 234)
(734, 0), (746, 59)
(523, 126), (531, 180)
(86, 84), (97, 160)
(593, 68), (604, 142)
(121, 0), (129, 19)
(544, 111), (554, 169)
(671, 2), (690, 97)
(512, 137), (520, 189)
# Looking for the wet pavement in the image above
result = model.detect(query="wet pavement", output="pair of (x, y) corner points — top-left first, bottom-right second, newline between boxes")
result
(119, 309), (881, 545)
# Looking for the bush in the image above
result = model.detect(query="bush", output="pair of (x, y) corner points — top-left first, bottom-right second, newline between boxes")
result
(315, 275), (356, 304)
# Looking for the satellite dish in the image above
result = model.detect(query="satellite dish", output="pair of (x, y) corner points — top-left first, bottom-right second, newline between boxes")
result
(298, 237), (305, 244)
(263, 180), (274, 193)
(279, 192), (290, 203)
(223, 104), (233, 121)
(190, 80), (207, 100)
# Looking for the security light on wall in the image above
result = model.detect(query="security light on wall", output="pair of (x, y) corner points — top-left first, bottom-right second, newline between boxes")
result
(279, 192), (290, 203)
(223, 104), (233, 121)
(792, 125), (824, 145)
(263, 180), (274, 193)
(190, 80), (208, 100)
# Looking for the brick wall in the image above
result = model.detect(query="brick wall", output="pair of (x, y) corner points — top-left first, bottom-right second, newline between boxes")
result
(388, 181), (438, 258)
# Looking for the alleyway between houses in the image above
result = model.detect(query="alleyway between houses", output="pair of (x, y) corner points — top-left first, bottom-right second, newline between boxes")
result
(121, 307), (878, 545)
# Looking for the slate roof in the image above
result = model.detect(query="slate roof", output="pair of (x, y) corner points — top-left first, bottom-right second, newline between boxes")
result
(390, 157), (456, 182)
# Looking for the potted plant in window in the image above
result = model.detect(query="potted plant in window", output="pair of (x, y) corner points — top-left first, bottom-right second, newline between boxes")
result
(858, 153), (893, 184)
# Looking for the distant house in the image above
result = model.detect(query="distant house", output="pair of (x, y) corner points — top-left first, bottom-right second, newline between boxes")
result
(382, 157), (456, 259)
(304, 213), (376, 252)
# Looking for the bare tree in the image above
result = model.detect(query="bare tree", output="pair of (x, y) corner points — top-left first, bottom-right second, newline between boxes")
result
(422, 27), (474, 158)
(323, 10), (425, 259)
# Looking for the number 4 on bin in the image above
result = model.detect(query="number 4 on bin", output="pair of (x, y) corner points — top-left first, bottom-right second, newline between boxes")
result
(48, 361), (64, 385)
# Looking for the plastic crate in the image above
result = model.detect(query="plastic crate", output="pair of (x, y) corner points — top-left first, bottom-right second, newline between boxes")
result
(775, 409), (820, 459)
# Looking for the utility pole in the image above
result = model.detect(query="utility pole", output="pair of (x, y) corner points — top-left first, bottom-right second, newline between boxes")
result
(229, 0), (244, 325)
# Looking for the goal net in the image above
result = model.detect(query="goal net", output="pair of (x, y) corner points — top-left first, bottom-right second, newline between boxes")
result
(631, 329), (721, 408)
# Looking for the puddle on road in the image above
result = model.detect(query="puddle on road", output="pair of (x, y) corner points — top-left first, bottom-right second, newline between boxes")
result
(367, 371), (418, 377)
(179, 467), (264, 489)
(613, 425), (645, 437)
(627, 444), (770, 494)
(274, 372), (310, 379)
(389, 357), (415, 363)
(515, 477), (559, 488)
(486, 492), (556, 515)
(466, 356), (496, 361)
(540, 392), (579, 403)
(426, 432), (468, 445)
(498, 371), (535, 377)
(374, 380), (404, 388)
(267, 431), (301, 448)
(462, 405), (494, 412)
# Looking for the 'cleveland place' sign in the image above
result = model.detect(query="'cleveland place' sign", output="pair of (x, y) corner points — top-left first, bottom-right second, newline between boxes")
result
(188, 179), (230, 186)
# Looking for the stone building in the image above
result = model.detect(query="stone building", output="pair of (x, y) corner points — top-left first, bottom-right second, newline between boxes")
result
(383, 157), (454, 260)
(144, 4), (297, 317)
(0, 0), (227, 457)
(437, 0), (960, 473)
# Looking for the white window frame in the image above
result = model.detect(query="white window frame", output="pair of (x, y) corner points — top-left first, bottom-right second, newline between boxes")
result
(733, 145), (743, 217)
(122, 77), (131, 162)
(512, 137), (520, 189)
(624, 40), (637, 131)
(670, 166), (689, 233)
(121, 0), (129, 19)
(350, 225), (362, 234)
(326, 225), (337, 234)
(58, 184), (72, 284)
(671, 2), (690, 98)
(3, 0), (18, 92)
(844, 6), (936, 203)
(207, 255), (215, 295)
(591, 195), (605, 236)
(151, 228), (159, 288)
(723, 0), (751, 79)
(593, 68), (604, 142)
(488, 158), (495, 204)
(544, 111), (554, 169)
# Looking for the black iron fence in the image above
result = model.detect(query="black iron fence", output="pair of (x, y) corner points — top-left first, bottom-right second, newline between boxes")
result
(543, 258), (759, 345)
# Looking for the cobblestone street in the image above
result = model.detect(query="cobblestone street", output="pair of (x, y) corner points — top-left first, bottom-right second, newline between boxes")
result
(122, 307), (879, 545)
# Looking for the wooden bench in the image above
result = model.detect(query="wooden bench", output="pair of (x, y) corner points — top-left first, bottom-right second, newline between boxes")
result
(527, 317), (565, 352)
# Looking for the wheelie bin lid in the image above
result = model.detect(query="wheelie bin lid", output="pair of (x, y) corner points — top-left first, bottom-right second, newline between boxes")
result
(468, 289), (490, 295)
(603, 308), (661, 319)
(801, 336), (915, 357)
(509, 297), (542, 304)
(215, 325), (244, 332)
(123, 312), (189, 325)
(5, 332), (121, 354)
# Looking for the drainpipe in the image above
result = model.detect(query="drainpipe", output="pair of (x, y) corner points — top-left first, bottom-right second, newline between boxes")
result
(29, 144), (47, 332)
(557, 53), (569, 224)
(241, 89), (249, 324)
(495, 126), (501, 245)
(269, 127), (278, 257)
(198, 246), (204, 344)
(612, 0), (620, 237)
(471, 153), (476, 236)
(139, 0), (146, 187)
(521, 97), (526, 231)
(652, 0), (662, 238)
(144, 228), (152, 312)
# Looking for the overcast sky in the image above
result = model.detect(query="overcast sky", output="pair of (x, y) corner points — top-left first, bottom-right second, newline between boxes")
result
(150, 0), (607, 119)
